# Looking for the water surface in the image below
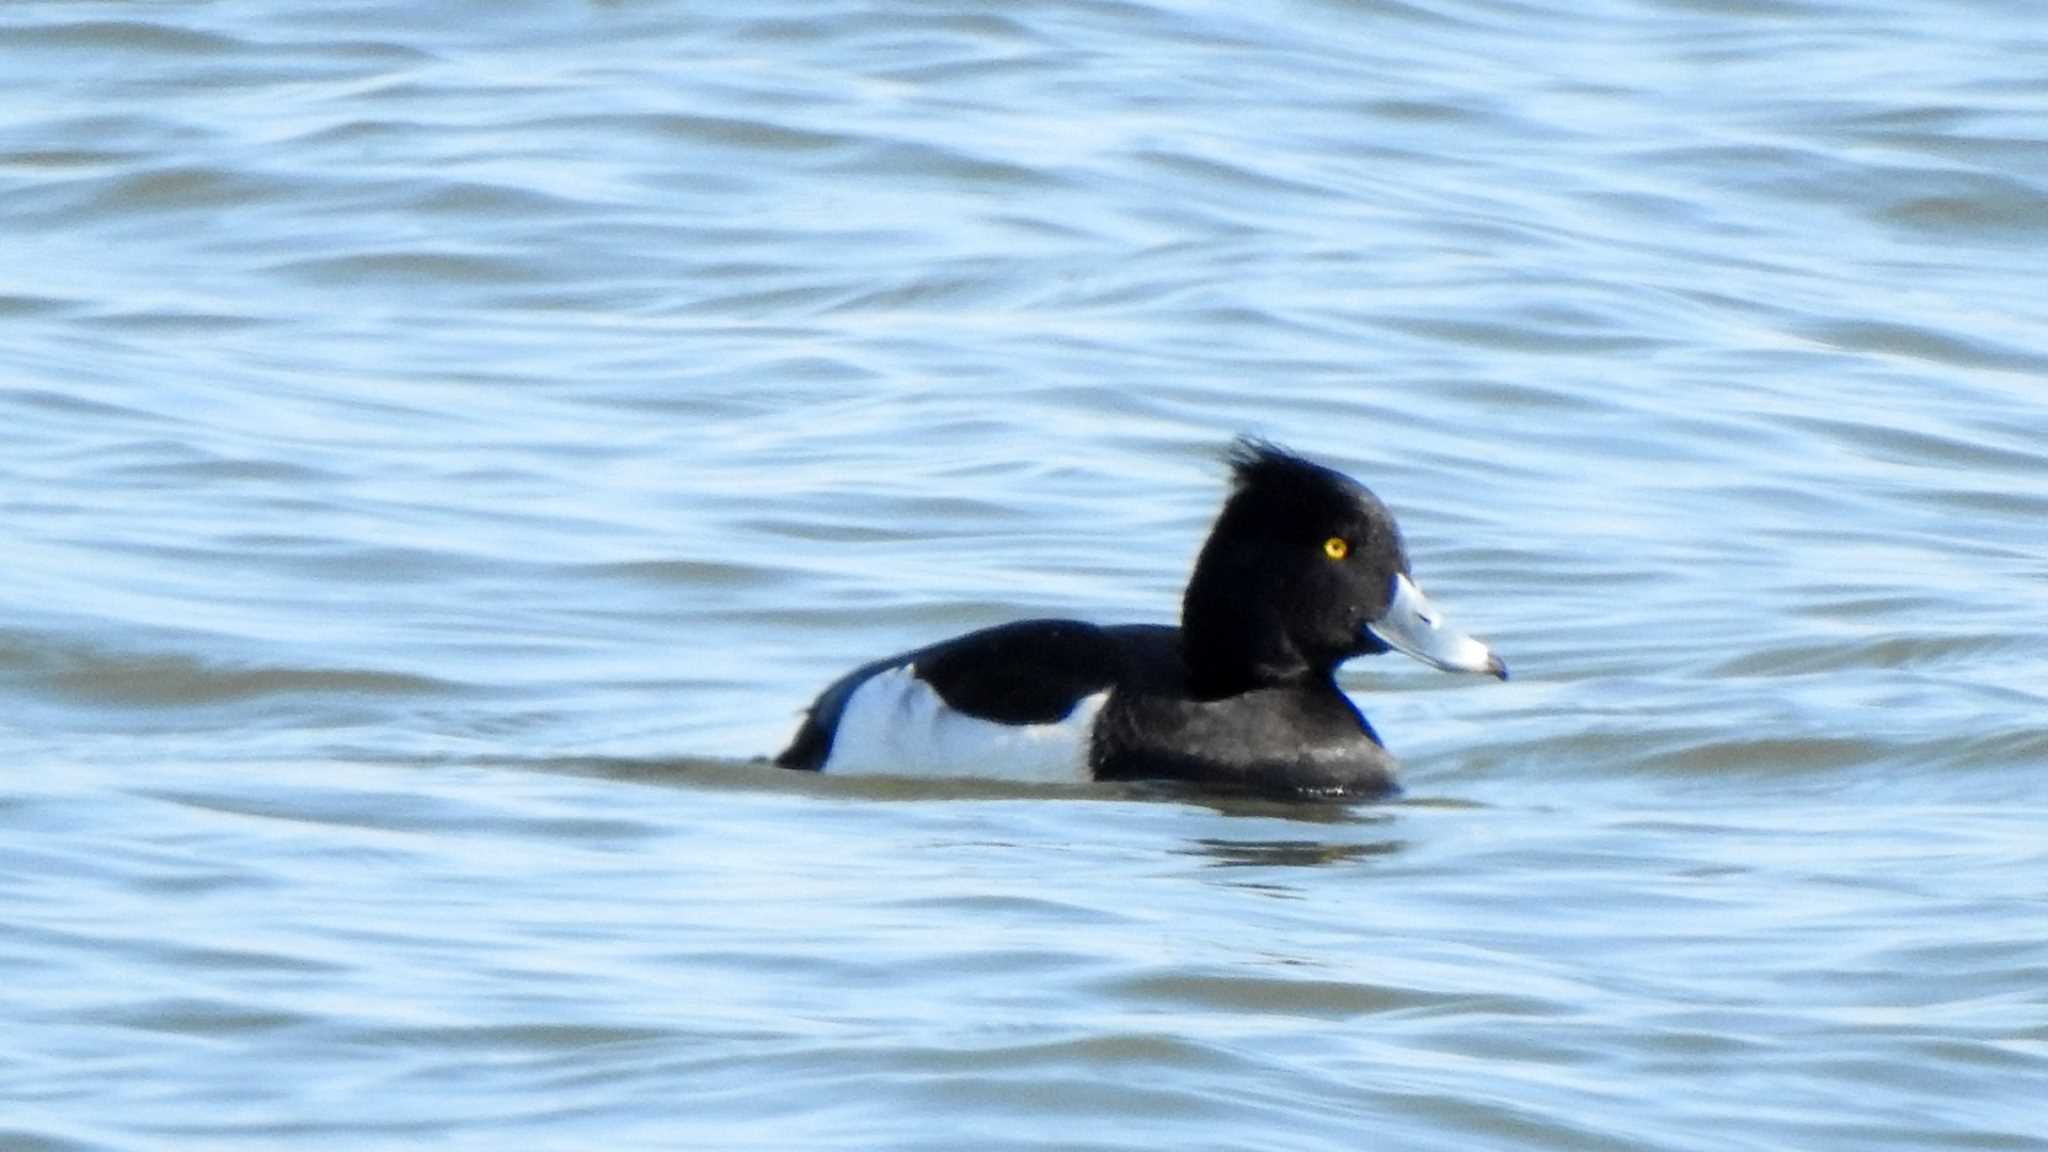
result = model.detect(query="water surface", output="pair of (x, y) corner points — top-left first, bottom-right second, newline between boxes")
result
(3, 0), (2045, 1148)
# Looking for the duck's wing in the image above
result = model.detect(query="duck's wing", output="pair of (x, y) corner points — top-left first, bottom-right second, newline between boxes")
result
(773, 619), (1161, 772)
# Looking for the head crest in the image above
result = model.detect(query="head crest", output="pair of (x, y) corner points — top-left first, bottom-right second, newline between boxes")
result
(1219, 436), (1396, 537)
(1225, 437), (1352, 499)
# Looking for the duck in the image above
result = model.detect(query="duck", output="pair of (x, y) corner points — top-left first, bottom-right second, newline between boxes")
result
(773, 438), (1505, 798)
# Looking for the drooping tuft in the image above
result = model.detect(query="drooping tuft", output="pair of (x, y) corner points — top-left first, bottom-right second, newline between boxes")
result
(1223, 437), (1372, 513)
(1224, 435), (1287, 485)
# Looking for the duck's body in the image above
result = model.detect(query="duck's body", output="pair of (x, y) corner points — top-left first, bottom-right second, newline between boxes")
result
(774, 440), (1504, 798)
(776, 618), (1404, 795)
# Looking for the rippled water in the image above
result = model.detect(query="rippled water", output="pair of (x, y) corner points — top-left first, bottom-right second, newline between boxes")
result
(4, 1), (2045, 1148)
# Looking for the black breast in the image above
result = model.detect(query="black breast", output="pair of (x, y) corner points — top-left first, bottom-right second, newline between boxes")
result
(1090, 681), (1398, 798)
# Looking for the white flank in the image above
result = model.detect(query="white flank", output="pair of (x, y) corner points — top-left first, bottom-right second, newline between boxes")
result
(821, 663), (1107, 782)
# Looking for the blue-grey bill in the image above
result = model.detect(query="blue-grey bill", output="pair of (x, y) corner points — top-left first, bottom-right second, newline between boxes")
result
(1366, 573), (1508, 680)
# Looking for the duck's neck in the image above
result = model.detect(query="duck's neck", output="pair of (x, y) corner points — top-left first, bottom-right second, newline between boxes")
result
(1180, 559), (1318, 700)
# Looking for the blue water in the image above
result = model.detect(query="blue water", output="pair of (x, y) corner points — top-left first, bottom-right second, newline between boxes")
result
(3, 1), (2045, 1148)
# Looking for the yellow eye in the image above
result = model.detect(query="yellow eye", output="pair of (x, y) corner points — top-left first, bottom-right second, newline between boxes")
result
(1323, 536), (1349, 560)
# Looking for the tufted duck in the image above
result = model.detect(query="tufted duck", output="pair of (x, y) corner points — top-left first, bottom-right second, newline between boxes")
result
(774, 439), (1505, 798)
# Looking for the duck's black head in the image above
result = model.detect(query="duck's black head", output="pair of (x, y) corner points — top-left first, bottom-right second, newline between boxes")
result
(1179, 438), (1505, 698)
